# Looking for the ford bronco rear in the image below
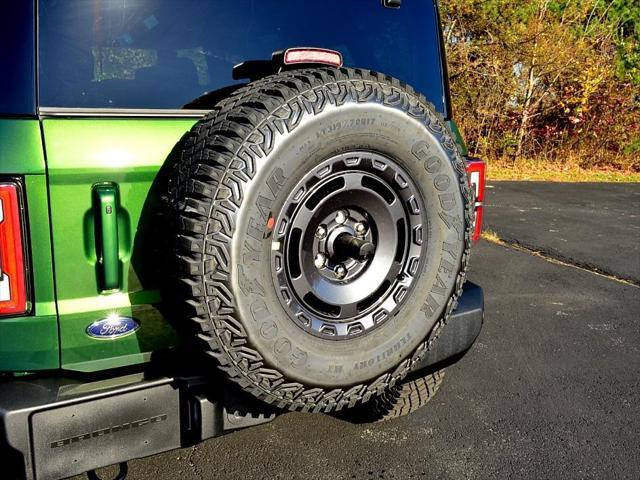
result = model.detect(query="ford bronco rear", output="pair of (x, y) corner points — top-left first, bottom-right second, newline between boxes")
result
(0, 1), (485, 479)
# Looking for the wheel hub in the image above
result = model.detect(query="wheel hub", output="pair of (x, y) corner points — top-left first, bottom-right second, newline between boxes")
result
(271, 152), (426, 339)
(314, 209), (375, 281)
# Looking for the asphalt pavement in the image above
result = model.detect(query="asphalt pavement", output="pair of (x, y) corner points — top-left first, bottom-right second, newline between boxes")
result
(483, 181), (640, 283)
(84, 181), (640, 480)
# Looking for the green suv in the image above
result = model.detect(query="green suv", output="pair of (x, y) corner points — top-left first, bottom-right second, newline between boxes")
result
(0, 1), (486, 479)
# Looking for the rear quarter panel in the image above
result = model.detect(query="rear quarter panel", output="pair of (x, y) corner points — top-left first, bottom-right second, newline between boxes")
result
(0, 120), (58, 371)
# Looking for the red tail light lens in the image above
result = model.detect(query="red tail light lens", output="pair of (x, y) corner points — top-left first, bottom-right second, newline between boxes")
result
(283, 48), (343, 67)
(0, 183), (28, 316)
(466, 159), (486, 243)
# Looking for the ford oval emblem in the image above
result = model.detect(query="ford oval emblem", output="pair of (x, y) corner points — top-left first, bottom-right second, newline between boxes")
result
(86, 315), (140, 339)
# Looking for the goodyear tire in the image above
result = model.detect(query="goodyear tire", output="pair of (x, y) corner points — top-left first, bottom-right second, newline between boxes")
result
(167, 68), (473, 412)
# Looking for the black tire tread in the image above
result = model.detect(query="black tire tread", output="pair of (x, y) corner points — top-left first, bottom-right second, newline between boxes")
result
(364, 369), (445, 421)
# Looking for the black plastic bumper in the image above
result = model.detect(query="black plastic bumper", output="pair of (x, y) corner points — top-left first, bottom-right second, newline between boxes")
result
(411, 281), (484, 372)
(0, 283), (483, 480)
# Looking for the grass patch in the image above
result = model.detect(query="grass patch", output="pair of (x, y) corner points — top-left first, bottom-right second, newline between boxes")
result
(480, 229), (501, 243)
(487, 158), (640, 183)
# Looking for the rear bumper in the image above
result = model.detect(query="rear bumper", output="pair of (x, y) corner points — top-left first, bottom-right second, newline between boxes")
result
(0, 372), (277, 480)
(411, 281), (484, 372)
(1, 375), (182, 480)
(0, 282), (483, 480)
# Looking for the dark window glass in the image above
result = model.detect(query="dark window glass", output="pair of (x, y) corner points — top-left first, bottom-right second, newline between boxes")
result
(0, 2), (36, 115)
(39, 0), (444, 112)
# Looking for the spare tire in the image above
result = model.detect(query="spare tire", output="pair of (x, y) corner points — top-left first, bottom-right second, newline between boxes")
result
(167, 67), (473, 412)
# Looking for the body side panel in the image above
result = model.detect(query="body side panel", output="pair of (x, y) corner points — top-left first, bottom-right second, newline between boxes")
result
(0, 120), (58, 371)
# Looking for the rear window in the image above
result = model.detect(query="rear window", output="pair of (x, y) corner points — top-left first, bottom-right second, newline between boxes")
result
(38, 0), (444, 112)
(0, 2), (35, 115)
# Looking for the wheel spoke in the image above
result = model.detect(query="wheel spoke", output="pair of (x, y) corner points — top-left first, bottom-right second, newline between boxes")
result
(291, 274), (314, 298)
(342, 172), (366, 191)
(339, 302), (360, 318)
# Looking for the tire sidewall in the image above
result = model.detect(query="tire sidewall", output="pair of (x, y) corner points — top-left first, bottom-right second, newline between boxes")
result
(227, 99), (466, 387)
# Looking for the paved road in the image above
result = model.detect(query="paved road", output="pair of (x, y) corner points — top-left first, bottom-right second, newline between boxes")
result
(483, 181), (640, 283)
(85, 182), (640, 480)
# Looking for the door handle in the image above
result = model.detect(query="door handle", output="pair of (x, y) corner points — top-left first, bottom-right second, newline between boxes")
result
(92, 183), (120, 292)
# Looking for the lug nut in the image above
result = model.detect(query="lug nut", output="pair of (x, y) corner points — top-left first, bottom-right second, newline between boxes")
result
(315, 225), (327, 240)
(354, 222), (368, 236)
(314, 253), (327, 269)
(334, 264), (347, 279)
(335, 210), (349, 225)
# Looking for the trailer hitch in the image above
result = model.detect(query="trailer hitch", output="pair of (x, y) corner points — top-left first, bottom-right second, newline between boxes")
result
(87, 462), (128, 480)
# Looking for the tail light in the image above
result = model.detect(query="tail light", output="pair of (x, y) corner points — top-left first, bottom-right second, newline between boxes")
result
(0, 182), (29, 316)
(283, 48), (343, 68)
(466, 159), (486, 243)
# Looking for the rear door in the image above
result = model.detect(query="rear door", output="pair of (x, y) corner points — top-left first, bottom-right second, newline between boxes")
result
(40, 117), (193, 371)
(37, 0), (211, 371)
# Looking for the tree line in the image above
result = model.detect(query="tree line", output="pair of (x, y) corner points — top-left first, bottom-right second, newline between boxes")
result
(440, 0), (639, 171)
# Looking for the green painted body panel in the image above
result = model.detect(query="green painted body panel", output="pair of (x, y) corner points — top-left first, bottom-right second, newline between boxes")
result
(0, 120), (47, 175)
(0, 315), (58, 371)
(24, 175), (58, 318)
(42, 118), (196, 372)
(447, 119), (469, 157)
(0, 120), (59, 371)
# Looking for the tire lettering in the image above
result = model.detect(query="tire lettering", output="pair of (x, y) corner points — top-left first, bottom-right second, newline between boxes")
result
(260, 319), (278, 340)
(247, 216), (263, 242)
(439, 192), (456, 211)
(439, 211), (464, 238)
(352, 333), (411, 371)
(434, 173), (450, 191)
(411, 140), (430, 161)
(438, 258), (455, 277)
(421, 294), (440, 316)
(256, 194), (273, 221)
(274, 337), (291, 356)
(431, 274), (447, 296)
(250, 299), (270, 323)
(328, 364), (343, 373)
(291, 348), (308, 368)
(266, 167), (286, 197)
(442, 241), (458, 260)
(242, 241), (261, 264)
(238, 265), (265, 296)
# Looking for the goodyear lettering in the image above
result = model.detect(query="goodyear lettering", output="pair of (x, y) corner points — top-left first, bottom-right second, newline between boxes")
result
(421, 293), (440, 316)
(438, 211), (464, 238)
(246, 167), (288, 241)
(249, 299), (308, 368)
(247, 216), (263, 242)
(431, 274), (447, 296)
(434, 173), (450, 191)
(238, 265), (265, 296)
(256, 194), (273, 221)
(438, 258), (455, 277)
(266, 167), (286, 197)
(242, 240), (262, 264)
(250, 299), (270, 323)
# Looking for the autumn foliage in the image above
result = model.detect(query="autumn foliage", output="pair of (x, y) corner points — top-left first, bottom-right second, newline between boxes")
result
(440, 0), (639, 172)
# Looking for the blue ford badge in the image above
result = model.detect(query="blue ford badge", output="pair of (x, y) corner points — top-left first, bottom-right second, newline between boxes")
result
(86, 314), (140, 339)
